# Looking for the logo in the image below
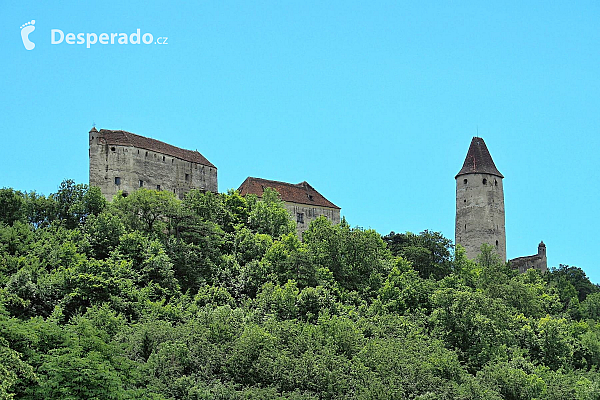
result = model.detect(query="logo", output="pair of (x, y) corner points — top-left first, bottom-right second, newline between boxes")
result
(51, 28), (167, 48)
(20, 20), (36, 50)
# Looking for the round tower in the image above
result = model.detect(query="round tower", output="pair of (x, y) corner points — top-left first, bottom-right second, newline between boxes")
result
(455, 137), (506, 261)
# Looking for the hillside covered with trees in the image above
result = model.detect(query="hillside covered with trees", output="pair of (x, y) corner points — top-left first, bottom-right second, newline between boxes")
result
(1, 180), (600, 399)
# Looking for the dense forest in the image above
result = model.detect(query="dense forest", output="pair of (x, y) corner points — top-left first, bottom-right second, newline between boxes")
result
(1, 180), (600, 399)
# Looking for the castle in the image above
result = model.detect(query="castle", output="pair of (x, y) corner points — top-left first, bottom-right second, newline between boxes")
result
(88, 128), (548, 272)
(455, 137), (547, 273)
(88, 128), (340, 235)
(89, 128), (218, 200)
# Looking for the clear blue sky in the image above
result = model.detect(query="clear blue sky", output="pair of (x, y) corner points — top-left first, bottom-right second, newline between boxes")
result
(2, 2), (599, 282)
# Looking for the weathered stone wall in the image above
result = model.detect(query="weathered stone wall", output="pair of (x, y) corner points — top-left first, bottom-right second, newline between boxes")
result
(89, 132), (217, 201)
(284, 202), (341, 237)
(510, 242), (547, 273)
(455, 172), (506, 261)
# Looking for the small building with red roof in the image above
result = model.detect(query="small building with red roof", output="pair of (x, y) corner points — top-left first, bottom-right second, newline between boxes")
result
(238, 177), (341, 236)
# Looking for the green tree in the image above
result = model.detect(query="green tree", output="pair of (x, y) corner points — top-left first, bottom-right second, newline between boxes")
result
(383, 230), (453, 279)
(248, 188), (295, 238)
(0, 189), (26, 226)
(112, 188), (179, 235)
(84, 212), (125, 259)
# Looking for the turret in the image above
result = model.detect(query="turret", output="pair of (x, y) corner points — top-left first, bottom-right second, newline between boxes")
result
(538, 241), (546, 256)
(455, 137), (506, 261)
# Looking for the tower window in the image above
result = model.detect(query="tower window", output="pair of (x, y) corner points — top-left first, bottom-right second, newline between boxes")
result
(156, 185), (161, 191)
(482, 178), (487, 185)
(297, 213), (304, 223)
(495, 180), (498, 186)
(145, 151), (148, 157)
(111, 147), (116, 151)
(496, 240), (499, 246)
(163, 156), (165, 161)
(463, 179), (468, 184)
(139, 180), (144, 187)
(114, 177), (121, 185)
(464, 199), (466, 203)
(185, 173), (190, 182)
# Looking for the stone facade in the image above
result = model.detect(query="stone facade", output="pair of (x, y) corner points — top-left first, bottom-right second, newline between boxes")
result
(238, 177), (341, 237)
(89, 127), (217, 201)
(455, 137), (507, 261)
(510, 242), (548, 274)
(455, 137), (548, 273)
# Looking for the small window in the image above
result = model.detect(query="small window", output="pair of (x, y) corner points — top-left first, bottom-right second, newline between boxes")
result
(464, 199), (466, 203)
(115, 177), (121, 185)
(297, 213), (304, 223)
(494, 179), (498, 186)
(145, 151), (148, 157)
(139, 180), (144, 187)
(482, 178), (487, 185)
(138, 150), (140, 154)
(308, 194), (314, 201)
(163, 156), (165, 161)
(156, 185), (161, 191)
(496, 240), (499, 246)
(185, 173), (190, 182)
(111, 147), (116, 151)
(463, 179), (468, 184)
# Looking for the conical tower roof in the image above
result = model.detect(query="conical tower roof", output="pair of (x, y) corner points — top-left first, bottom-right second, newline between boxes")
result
(455, 137), (504, 178)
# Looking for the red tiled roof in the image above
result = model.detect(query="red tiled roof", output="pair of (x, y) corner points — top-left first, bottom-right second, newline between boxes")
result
(238, 177), (340, 209)
(456, 137), (503, 178)
(95, 128), (215, 168)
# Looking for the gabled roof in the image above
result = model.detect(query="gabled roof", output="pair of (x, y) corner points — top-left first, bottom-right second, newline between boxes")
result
(456, 137), (503, 178)
(238, 177), (340, 209)
(92, 128), (215, 168)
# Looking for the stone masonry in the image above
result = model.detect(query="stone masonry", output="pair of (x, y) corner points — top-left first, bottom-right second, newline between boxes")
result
(89, 127), (217, 201)
(455, 137), (507, 261)
(455, 137), (547, 273)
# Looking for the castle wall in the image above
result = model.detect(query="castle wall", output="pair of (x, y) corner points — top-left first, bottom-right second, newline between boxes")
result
(89, 133), (217, 200)
(510, 242), (547, 274)
(455, 172), (506, 261)
(284, 202), (341, 237)
(510, 254), (548, 274)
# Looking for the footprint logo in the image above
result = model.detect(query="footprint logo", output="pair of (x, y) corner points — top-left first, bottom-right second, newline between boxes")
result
(20, 20), (36, 50)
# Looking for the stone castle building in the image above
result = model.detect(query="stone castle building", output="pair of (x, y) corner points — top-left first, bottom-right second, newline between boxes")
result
(238, 177), (341, 237)
(510, 241), (547, 274)
(455, 137), (507, 261)
(89, 127), (217, 200)
(455, 137), (547, 273)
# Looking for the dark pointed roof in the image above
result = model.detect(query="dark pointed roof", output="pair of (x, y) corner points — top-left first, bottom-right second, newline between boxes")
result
(238, 177), (340, 209)
(96, 129), (215, 168)
(456, 137), (503, 178)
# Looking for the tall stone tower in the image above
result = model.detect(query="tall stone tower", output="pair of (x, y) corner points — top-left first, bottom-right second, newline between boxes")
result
(455, 137), (506, 261)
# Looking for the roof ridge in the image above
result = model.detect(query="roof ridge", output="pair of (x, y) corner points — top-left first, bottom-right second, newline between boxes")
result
(97, 128), (215, 168)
